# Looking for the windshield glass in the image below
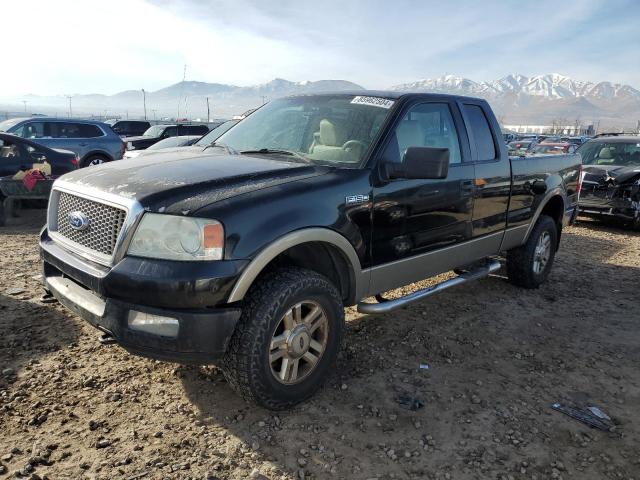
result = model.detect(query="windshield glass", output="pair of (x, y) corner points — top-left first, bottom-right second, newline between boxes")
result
(142, 125), (166, 137)
(195, 120), (239, 146)
(216, 95), (395, 165)
(0, 118), (24, 132)
(578, 140), (640, 166)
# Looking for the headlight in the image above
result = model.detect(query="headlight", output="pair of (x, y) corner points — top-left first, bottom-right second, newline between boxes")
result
(128, 213), (224, 261)
(127, 142), (134, 150)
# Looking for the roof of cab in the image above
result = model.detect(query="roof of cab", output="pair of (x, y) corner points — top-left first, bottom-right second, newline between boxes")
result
(285, 90), (486, 103)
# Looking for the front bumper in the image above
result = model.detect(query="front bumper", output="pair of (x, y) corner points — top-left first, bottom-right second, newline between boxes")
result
(40, 229), (244, 364)
(578, 203), (639, 222)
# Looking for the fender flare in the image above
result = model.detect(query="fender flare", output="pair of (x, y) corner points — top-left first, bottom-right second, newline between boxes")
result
(523, 186), (566, 243)
(227, 228), (366, 303)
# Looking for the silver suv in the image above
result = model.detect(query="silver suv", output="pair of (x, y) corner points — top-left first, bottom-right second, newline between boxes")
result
(0, 117), (125, 167)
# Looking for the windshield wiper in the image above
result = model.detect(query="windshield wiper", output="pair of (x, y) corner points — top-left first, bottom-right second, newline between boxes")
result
(239, 148), (309, 162)
(203, 141), (238, 154)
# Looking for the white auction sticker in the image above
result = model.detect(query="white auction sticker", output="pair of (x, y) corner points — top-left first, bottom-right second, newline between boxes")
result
(350, 96), (395, 109)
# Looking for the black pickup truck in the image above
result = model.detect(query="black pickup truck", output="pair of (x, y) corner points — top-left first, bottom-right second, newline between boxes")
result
(40, 92), (581, 409)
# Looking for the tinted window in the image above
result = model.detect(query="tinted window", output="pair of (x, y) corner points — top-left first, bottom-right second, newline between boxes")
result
(163, 127), (178, 137)
(384, 103), (462, 164)
(48, 122), (101, 138)
(18, 122), (46, 139)
(463, 104), (496, 160)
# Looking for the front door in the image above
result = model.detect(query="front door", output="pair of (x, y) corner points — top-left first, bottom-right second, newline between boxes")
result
(369, 101), (475, 292)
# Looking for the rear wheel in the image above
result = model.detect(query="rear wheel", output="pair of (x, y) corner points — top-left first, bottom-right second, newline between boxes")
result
(222, 267), (344, 410)
(506, 215), (558, 289)
(81, 155), (109, 167)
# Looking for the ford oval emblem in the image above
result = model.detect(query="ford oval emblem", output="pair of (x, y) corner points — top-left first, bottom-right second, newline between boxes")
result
(68, 211), (90, 231)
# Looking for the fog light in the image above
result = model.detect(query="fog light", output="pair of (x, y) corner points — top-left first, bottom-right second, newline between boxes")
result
(128, 311), (179, 338)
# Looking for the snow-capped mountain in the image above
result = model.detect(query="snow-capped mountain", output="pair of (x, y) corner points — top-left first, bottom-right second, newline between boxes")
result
(390, 73), (640, 101)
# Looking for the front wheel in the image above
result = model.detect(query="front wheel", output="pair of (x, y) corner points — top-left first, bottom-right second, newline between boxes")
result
(506, 215), (558, 289)
(222, 267), (344, 410)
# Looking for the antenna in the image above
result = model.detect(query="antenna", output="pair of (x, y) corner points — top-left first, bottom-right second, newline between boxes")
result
(65, 95), (73, 117)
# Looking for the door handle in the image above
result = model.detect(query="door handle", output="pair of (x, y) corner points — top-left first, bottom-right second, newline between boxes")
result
(79, 142), (88, 146)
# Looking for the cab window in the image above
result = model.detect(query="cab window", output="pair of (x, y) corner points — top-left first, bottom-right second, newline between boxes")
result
(384, 103), (462, 164)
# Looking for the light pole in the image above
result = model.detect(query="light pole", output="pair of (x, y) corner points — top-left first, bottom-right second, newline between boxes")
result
(65, 95), (73, 117)
(22, 100), (27, 113)
(151, 109), (157, 122)
(142, 89), (147, 120)
(206, 97), (210, 122)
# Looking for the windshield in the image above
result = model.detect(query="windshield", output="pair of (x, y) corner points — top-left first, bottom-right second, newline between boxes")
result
(216, 95), (395, 165)
(195, 120), (239, 146)
(0, 118), (24, 132)
(578, 140), (640, 167)
(142, 125), (166, 137)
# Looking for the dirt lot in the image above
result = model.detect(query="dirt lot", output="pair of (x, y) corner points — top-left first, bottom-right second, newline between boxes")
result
(1, 210), (639, 480)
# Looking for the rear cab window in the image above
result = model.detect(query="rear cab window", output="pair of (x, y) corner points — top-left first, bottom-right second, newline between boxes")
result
(462, 104), (497, 161)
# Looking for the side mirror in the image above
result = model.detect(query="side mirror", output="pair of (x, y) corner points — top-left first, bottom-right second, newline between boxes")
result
(30, 152), (47, 162)
(385, 147), (450, 180)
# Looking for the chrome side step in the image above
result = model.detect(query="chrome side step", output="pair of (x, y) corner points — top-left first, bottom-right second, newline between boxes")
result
(357, 259), (501, 314)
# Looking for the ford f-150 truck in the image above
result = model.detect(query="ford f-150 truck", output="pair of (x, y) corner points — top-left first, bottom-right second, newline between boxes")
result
(40, 92), (582, 409)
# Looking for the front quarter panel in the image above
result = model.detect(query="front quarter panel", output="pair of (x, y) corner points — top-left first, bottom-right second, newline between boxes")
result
(194, 168), (373, 284)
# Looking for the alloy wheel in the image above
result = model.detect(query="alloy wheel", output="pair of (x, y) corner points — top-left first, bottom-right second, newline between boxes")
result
(269, 301), (329, 385)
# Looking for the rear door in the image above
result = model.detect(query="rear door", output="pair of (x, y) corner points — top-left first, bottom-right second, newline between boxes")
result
(460, 101), (511, 237)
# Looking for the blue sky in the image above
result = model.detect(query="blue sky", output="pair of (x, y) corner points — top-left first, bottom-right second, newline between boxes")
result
(3, 0), (639, 95)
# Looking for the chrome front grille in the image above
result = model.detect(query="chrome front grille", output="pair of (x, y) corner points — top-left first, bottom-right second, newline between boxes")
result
(55, 192), (127, 257)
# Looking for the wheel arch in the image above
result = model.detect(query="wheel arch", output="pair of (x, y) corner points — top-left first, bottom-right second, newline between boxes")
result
(524, 189), (566, 249)
(227, 228), (366, 306)
(81, 150), (113, 162)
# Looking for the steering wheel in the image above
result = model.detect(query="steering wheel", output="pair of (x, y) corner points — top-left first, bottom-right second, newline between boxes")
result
(342, 140), (367, 152)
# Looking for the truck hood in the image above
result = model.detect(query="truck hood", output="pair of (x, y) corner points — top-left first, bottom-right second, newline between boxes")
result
(57, 150), (329, 213)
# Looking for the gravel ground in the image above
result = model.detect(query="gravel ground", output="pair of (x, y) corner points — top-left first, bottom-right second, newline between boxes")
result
(1, 209), (639, 480)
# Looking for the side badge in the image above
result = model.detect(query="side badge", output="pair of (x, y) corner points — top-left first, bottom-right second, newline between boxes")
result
(345, 194), (370, 206)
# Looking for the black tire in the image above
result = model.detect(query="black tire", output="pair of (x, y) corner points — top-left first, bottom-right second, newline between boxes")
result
(506, 215), (558, 289)
(221, 267), (344, 410)
(81, 155), (109, 168)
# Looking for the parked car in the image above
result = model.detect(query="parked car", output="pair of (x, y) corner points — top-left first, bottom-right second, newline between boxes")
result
(40, 92), (581, 409)
(531, 142), (578, 155)
(124, 124), (210, 151)
(560, 136), (590, 145)
(508, 139), (537, 155)
(106, 120), (151, 137)
(0, 117), (125, 167)
(123, 135), (201, 159)
(577, 135), (640, 229)
(123, 120), (240, 160)
(0, 133), (78, 178)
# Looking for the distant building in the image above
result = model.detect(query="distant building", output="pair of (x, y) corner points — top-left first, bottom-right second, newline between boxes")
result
(504, 124), (595, 136)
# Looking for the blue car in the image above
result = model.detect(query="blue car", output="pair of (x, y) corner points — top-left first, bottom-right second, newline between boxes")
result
(0, 117), (125, 167)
